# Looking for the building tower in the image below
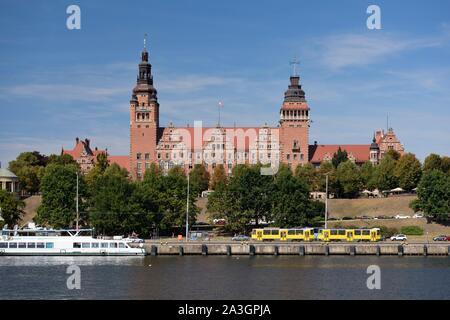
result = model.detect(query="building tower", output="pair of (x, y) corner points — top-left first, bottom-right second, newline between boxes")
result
(130, 36), (160, 179)
(369, 135), (380, 165)
(279, 64), (310, 171)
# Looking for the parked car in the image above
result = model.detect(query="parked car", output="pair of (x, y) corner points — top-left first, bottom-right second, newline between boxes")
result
(231, 235), (250, 241)
(433, 235), (450, 241)
(390, 234), (407, 241)
(360, 215), (373, 220)
(213, 218), (226, 225)
(395, 214), (410, 219)
(413, 213), (424, 219)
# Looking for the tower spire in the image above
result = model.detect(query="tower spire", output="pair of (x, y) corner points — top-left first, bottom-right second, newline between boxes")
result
(144, 33), (147, 51)
(290, 57), (300, 77)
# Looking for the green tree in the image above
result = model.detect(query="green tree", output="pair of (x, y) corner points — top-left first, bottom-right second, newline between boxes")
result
(36, 163), (87, 228)
(189, 164), (210, 197)
(360, 161), (376, 190)
(295, 163), (318, 191)
(85, 153), (110, 189)
(317, 161), (338, 195)
(394, 153), (422, 191)
(0, 189), (25, 226)
(423, 153), (442, 172)
(208, 164), (272, 233)
(47, 154), (78, 166)
(89, 164), (138, 235)
(385, 149), (401, 161)
(157, 166), (197, 231)
(210, 164), (227, 190)
(8, 151), (48, 194)
(441, 156), (450, 175)
(272, 165), (323, 227)
(335, 161), (362, 198)
(331, 147), (348, 168)
(411, 170), (450, 221)
(376, 155), (399, 191)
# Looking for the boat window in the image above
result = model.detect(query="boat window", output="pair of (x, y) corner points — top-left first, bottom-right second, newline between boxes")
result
(119, 243), (126, 248)
(9, 242), (17, 248)
(0, 243), (7, 248)
(18, 242), (26, 248)
(46, 242), (54, 248)
(91, 243), (99, 248)
(37, 242), (45, 248)
(73, 242), (82, 248)
(101, 243), (108, 248)
(110, 242), (118, 248)
(27, 242), (36, 248)
(82, 243), (90, 248)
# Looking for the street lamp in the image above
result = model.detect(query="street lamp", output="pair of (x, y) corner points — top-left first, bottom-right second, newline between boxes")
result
(186, 167), (190, 242)
(76, 171), (79, 231)
(325, 173), (329, 229)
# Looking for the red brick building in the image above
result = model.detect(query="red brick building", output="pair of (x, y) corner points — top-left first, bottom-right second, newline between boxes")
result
(62, 137), (130, 173)
(64, 44), (405, 177)
(128, 45), (404, 178)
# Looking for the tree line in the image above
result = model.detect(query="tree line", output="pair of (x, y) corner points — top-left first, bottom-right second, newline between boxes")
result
(1, 149), (449, 233)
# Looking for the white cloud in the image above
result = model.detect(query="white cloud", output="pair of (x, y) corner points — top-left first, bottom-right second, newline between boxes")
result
(312, 33), (443, 70)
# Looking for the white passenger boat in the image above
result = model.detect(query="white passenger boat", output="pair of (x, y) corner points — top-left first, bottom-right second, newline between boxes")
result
(0, 228), (146, 256)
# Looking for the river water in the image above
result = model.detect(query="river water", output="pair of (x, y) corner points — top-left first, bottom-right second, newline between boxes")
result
(0, 256), (449, 299)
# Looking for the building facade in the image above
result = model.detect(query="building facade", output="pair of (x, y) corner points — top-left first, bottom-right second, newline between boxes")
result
(64, 44), (405, 177)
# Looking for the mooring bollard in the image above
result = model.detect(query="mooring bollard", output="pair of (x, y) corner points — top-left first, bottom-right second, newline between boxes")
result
(249, 244), (255, 256)
(376, 245), (381, 256)
(299, 245), (305, 256)
(151, 245), (157, 256)
(398, 244), (404, 256)
(226, 245), (231, 256)
(324, 245), (329, 256)
(179, 246), (184, 256)
(202, 244), (208, 256)
(349, 245), (356, 256)
(274, 245), (279, 256)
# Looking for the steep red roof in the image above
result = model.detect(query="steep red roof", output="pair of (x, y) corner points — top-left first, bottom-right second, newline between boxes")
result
(108, 156), (130, 173)
(309, 144), (370, 164)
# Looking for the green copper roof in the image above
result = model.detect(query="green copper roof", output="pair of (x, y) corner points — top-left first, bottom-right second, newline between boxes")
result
(0, 168), (18, 179)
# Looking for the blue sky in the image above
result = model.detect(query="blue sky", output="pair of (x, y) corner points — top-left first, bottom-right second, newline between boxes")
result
(1, 0), (449, 166)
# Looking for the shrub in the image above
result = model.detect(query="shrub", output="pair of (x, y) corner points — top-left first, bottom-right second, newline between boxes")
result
(378, 226), (399, 237)
(400, 226), (424, 236)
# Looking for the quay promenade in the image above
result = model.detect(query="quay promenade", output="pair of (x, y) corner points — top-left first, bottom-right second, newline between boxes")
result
(132, 241), (450, 256)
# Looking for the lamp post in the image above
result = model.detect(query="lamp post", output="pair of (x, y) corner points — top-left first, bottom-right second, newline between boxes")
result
(325, 173), (329, 229)
(186, 169), (190, 242)
(76, 171), (79, 231)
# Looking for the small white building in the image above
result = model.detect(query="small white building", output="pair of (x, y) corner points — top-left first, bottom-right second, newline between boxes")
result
(0, 167), (19, 193)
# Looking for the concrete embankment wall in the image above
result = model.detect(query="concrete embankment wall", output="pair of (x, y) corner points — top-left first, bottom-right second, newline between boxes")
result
(139, 243), (450, 256)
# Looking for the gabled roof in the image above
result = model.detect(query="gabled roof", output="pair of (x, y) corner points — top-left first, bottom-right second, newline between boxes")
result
(108, 156), (130, 173)
(309, 144), (370, 163)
